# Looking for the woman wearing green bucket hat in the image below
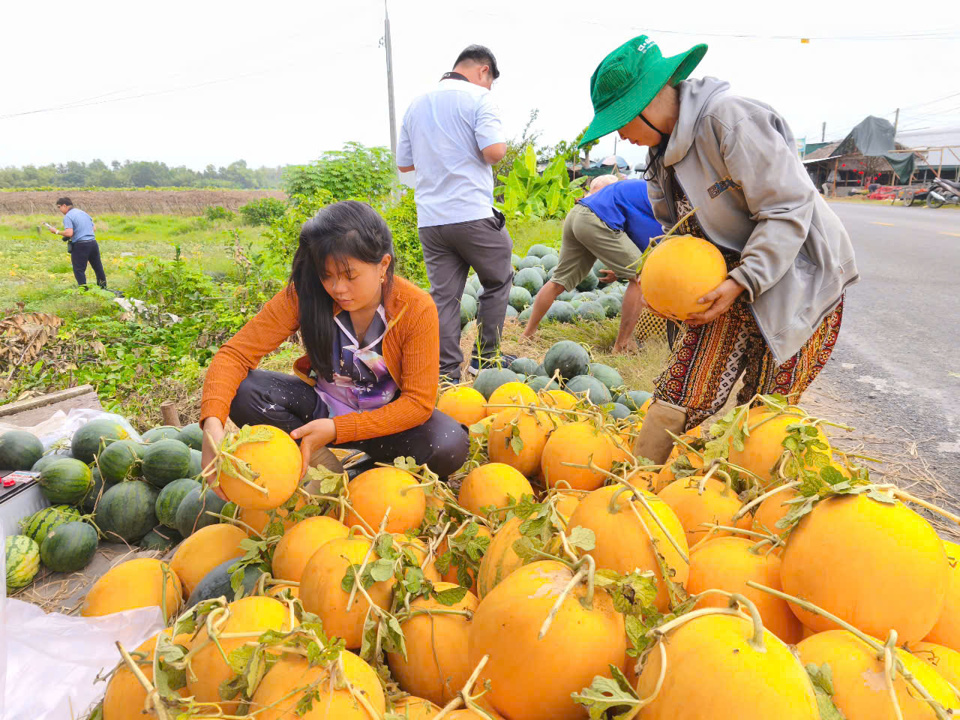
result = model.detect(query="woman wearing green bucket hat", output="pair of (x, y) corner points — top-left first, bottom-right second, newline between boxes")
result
(580, 35), (859, 464)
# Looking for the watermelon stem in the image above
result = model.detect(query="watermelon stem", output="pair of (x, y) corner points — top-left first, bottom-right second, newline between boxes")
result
(731, 480), (801, 524)
(345, 509), (391, 613)
(433, 654), (493, 720)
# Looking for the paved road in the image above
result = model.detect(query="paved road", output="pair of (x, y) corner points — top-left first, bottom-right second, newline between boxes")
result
(810, 202), (960, 501)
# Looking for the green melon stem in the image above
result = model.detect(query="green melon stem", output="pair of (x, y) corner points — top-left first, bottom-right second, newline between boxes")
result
(115, 641), (174, 720)
(732, 481), (801, 523)
(746, 581), (951, 720)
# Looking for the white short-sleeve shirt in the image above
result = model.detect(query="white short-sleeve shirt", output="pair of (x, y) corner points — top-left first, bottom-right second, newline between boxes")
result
(397, 78), (505, 228)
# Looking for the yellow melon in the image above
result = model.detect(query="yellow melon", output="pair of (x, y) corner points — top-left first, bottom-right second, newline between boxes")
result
(82, 558), (182, 621)
(487, 408), (553, 477)
(486, 381), (538, 417)
(541, 422), (614, 491)
(217, 424), (301, 510)
(272, 516), (350, 582)
(437, 386), (487, 426)
(639, 235), (727, 321)
(343, 466), (425, 534)
(458, 462), (534, 518)
(169, 523), (247, 597)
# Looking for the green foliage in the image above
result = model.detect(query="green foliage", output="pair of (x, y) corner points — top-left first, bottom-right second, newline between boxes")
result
(203, 205), (235, 222)
(0, 158), (283, 189)
(239, 197), (287, 226)
(381, 191), (427, 288)
(495, 145), (586, 220)
(284, 142), (396, 202)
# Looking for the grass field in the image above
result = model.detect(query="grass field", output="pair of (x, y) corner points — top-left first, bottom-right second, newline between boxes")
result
(2, 210), (665, 424)
(0, 214), (270, 314)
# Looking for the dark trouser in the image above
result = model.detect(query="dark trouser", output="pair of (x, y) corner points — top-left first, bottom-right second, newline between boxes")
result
(229, 370), (470, 478)
(418, 214), (513, 380)
(70, 241), (107, 288)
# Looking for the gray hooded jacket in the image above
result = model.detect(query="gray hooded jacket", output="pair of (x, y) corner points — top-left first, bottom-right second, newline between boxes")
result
(647, 77), (859, 364)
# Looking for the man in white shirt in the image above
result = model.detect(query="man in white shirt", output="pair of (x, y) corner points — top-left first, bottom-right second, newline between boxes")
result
(397, 45), (513, 380)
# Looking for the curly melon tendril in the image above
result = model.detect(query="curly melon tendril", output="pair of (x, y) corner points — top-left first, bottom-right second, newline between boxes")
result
(748, 581), (953, 720)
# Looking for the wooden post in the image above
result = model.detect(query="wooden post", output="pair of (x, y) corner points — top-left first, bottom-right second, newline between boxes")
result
(832, 158), (838, 197)
(160, 402), (181, 428)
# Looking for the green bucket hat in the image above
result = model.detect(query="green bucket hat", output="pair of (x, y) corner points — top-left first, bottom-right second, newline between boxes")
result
(579, 36), (707, 147)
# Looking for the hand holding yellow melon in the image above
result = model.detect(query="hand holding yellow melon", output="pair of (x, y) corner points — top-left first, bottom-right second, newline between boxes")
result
(639, 235), (729, 321)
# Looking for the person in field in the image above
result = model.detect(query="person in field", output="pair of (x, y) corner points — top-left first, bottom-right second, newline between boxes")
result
(579, 35), (858, 463)
(521, 175), (663, 352)
(48, 197), (108, 289)
(397, 44), (514, 380)
(199, 201), (469, 479)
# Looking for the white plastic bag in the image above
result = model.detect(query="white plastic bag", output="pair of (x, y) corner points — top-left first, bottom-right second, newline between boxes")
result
(0, 408), (142, 452)
(3, 599), (163, 720)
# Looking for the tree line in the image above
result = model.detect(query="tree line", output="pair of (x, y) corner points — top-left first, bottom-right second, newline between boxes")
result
(0, 159), (284, 190)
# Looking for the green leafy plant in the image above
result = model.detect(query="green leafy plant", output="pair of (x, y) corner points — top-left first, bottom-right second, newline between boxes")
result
(284, 142), (396, 203)
(203, 205), (235, 222)
(238, 197), (287, 226)
(380, 191), (427, 288)
(495, 145), (586, 220)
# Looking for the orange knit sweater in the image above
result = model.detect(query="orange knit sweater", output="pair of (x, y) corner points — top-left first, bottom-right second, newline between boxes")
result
(199, 277), (439, 444)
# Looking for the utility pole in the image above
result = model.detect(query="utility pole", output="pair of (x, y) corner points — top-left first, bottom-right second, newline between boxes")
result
(384, 0), (398, 167)
(893, 107), (900, 136)
(821, 122), (826, 142)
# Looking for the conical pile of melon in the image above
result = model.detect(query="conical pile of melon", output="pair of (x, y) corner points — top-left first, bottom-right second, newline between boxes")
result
(81, 344), (960, 720)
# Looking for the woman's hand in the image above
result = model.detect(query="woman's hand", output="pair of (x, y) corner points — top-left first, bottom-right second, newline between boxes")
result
(200, 417), (226, 499)
(598, 268), (617, 284)
(685, 278), (745, 327)
(290, 419), (338, 478)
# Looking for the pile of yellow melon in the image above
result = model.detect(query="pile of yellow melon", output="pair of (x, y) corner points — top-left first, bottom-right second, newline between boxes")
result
(85, 387), (960, 720)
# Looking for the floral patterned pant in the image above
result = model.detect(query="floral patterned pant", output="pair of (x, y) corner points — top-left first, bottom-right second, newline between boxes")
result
(653, 296), (844, 430)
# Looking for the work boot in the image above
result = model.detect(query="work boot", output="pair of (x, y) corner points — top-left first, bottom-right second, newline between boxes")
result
(632, 400), (688, 465)
(301, 447), (346, 494)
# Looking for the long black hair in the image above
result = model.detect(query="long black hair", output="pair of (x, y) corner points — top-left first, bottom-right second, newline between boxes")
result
(290, 200), (395, 382)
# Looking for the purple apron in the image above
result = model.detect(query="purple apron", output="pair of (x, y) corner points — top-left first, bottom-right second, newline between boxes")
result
(314, 306), (399, 417)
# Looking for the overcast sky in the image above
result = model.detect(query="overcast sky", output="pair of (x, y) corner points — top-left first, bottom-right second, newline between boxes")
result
(4, 1), (959, 171)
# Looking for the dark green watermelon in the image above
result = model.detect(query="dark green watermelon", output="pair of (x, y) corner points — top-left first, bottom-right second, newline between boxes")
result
(516, 255), (542, 270)
(526, 375), (559, 392)
(31, 453), (70, 474)
(472, 368), (520, 400)
(557, 289), (577, 302)
(617, 390), (653, 412)
(576, 271), (599, 292)
(141, 426), (182, 443)
(97, 439), (142, 483)
(39, 521), (98, 572)
(526, 244), (554, 258)
(565, 375), (612, 405)
(95, 481), (159, 543)
(508, 286), (532, 312)
(505, 305), (519, 319)
(541, 254), (559, 272)
(141, 439), (192, 488)
(589, 363), (625, 392)
(71, 419), (130, 464)
(514, 267), (544, 295)
(544, 301), (575, 323)
(509, 357), (540, 376)
(0, 430), (43, 471)
(156, 478), (201, 529)
(175, 487), (227, 538)
(185, 557), (263, 608)
(460, 294), (478, 327)
(188, 448), (203, 479)
(178, 424), (204, 451)
(599, 294), (622, 318)
(543, 340), (590, 381)
(38, 459), (94, 505)
(81, 467), (114, 514)
(140, 526), (183, 552)
(610, 403), (632, 420)
(20, 505), (81, 544)
(576, 300), (606, 322)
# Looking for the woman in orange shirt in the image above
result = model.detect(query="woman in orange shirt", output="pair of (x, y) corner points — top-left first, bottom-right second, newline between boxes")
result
(199, 201), (468, 478)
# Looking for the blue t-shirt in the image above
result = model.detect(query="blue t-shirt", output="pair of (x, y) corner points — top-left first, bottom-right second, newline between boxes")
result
(63, 208), (95, 243)
(578, 179), (662, 251)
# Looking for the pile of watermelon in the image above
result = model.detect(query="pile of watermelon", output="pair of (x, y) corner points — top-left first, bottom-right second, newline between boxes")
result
(460, 244), (627, 326)
(471, 339), (651, 419)
(3, 418), (218, 593)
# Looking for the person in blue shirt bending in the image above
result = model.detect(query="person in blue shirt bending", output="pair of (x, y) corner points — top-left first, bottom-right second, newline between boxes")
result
(48, 197), (108, 289)
(521, 176), (662, 352)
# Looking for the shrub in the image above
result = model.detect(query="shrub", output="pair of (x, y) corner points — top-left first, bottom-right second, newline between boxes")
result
(203, 205), (235, 221)
(381, 191), (427, 288)
(239, 197), (287, 226)
(283, 142), (396, 203)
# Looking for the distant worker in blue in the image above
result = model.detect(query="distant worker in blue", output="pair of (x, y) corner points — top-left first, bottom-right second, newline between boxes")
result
(521, 176), (662, 352)
(47, 197), (108, 289)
